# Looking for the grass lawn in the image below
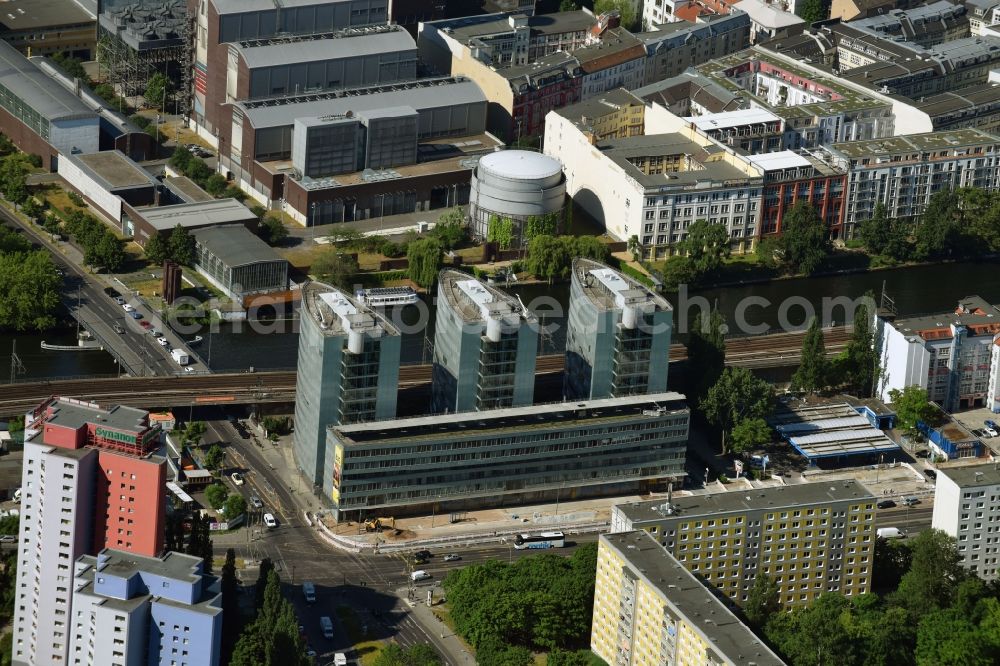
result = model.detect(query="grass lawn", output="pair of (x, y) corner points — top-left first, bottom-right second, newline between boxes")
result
(335, 606), (383, 666)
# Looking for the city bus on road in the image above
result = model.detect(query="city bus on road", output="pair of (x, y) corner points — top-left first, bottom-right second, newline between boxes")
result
(513, 531), (565, 549)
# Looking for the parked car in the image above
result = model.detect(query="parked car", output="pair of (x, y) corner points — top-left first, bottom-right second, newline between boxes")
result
(410, 570), (431, 582)
(130, 311), (142, 320)
(114, 296), (125, 305)
(903, 497), (920, 506)
(151, 330), (163, 338)
(415, 549), (432, 560)
(320, 616), (334, 640)
(263, 513), (278, 528)
(924, 469), (938, 480)
(443, 554), (461, 562)
(157, 337), (169, 347)
(140, 321), (152, 329)
(249, 495), (263, 509)
(877, 500), (896, 509)
(122, 303), (134, 313)
(877, 527), (905, 539)
(231, 472), (245, 486)
(113, 324), (125, 334)
(985, 420), (999, 437)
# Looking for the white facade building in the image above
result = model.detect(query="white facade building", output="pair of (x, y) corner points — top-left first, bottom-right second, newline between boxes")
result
(875, 296), (1000, 413)
(932, 464), (1000, 581)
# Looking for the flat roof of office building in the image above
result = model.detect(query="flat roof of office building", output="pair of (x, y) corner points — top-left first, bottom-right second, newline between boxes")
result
(686, 107), (782, 131)
(428, 10), (596, 44)
(40, 397), (149, 434)
(135, 199), (257, 231)
(438, 269), (537, 326)
(0, 40), (96, 122)
(164, 176), (214, 203)
(879, 295), (1000, 340)
(939, 463), (1000, 487)
(192, 225), (286, 268)
(234, 24), (415, 68)
(300, 280), (400, 338)
(598, 133), (756, 189)
(573, 258), (672, 313)
(830, 129), (1000, 159)
(602, 532), (787, 666)
(67, 151), (157, 191)
(915, 83), (1000, 119)
(211, 0), (340, 14)
(331, 392), (689, 445)
(235, 77), (485, 130)
(0, 0), (95, 31)
(615, 478), (875, 524)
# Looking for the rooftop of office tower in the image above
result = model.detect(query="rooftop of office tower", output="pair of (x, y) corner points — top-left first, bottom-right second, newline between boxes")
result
(301, 281), (400, 339)
(437, 269), (538, 326)
(572, 258), (673, 315)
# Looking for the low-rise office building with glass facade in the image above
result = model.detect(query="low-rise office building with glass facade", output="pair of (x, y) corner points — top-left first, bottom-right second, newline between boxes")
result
(324, 392), (690, 520)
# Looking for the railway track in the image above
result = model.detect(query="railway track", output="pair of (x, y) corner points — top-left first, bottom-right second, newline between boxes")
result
(0, 326), (852, 411)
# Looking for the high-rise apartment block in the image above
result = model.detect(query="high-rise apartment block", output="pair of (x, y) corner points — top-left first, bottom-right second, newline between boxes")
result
(610, 481), (877, 608)
(293, 281), (401, 488)
(70, 549), (223, 666)
(592, 531), (786, 666)
(874, 296), (1000, 413)
(565, 259), (673, 401)
(431, 270), (538, 414)
(13, 397), (167, 666)
(932, 463), (1000, 580)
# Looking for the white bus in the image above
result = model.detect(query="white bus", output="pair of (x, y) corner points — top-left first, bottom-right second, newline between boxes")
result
(513, 531), (565, 550)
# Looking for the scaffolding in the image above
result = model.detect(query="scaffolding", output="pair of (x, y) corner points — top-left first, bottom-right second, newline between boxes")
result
(97, 0), (191, 114)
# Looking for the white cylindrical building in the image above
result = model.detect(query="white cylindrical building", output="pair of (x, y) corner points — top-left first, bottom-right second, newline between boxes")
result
(470, 149), (567, 245)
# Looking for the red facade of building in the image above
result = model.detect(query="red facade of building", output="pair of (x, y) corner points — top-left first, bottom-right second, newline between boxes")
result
(759, 173), (847, 241)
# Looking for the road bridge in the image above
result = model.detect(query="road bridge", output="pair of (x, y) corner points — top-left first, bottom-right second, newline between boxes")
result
(0, 326), (851, 412)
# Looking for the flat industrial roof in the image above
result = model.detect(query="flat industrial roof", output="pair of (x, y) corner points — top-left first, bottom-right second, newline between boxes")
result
(770, 402), (899, 459)
(68, 151), (158, 191)
(235, 25), (415, 68)
(192, 224), (285, 267)
(939, 463), (1000, 487)
(41, 397), (149, 434)
(135, 198), (257, 231)
(883, 296), (1000, 340)
(602, 532), (787, 666)
(236, 77), (485, 129)
(733, 0), (805, 28)
(615, 479), (875, 524)
(598, 133), (756, 190)
(211, 0), (338, 13)
(830, 128), (1000, 160)
(748, 151), (812, 171)
(0, 0), (95, 31)
(164, 176), (214, 203)
(332, 392), (689, 444)
(0, 39), (96, 122)
(686, 108), (781, 131)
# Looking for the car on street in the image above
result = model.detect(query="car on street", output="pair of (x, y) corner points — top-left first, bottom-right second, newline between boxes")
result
(304, 646), (316, 658)
(157, 337), (169, 347)
(320, 616), (334, 640)
(152, 330), (163, 338)
(333, 654), (347, 666)
(263, 513), (278, 528)
(443, 554), (461, 562)
(415, 549), (432, 560)
(113, 324), (125, 334)
(877, 527), (905, 540)
(184, 366), (195, 373)
(924, 468), (938, 480)
(122, 303), (134, 312)
(915, 449), (931, 458)
(231, 472), (244, 486)
(130, 311), (142, 320)
(985, 420), (999, 437)
(877, 500), (896, 509)
(903, 497), (920, 506)
(140, 321), (152, 329)
(114, 296), (125, 305)
(249, 495), (263, 509)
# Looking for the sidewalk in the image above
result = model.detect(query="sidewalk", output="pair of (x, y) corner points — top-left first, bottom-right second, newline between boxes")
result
(402, 590), (476, 666)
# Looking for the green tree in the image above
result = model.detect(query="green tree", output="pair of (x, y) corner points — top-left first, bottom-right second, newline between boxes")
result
(94, 232), (125, 272)
(859, 203), (891, 255)
(487, 215), (515, 249)
(594, 0), (638, 30)
(524, 213), (559, 243)
(525, 234), (571, 283)
(915, 189), (964, 260)
(744, 573), (780, 628)
(791, 317), (828, 393)
(798, 0), (828, 22)
(679, 219), (730, 275)
(887, 385), (939, 435)
(546, 649), (607, 666)
(430, 209), (467, 251)
(182, 420), (207, 445)
(407, 238), (443, 289)
(184, 158), (212, 184)
(203, 444), (224, 470)
(892, 529), (965, 618)
(168, 224), (195, 265)
(0, 249), (61, 330)
(259, 215), (288, 245)
(702, 367), (774, 454)
(51, 53), (90, 83)
(254, 558), (274, 611)
(223, 493), (247, 520)
(571, 236), (610, 263)
(205, 483), (229, 510)
(872, 535), (912, 594)
(144, 72), (173, 111)
(837, 295), (878, 397)
(916, 608), (996, 666)
(559, 0), (581, 10)
(729, 417), (771, 455)
(0, 515), (18, 536)
(144, 233), (169, 264)
(686, 309), (727, 402)
(659, 255), (698, 290)
(169, 146), (192, 171)
(312, 250), (359, 290)
(777, 201), (829, 275)
(204, 173), (228, 196)
(373, 644), (444, 666)
(0, 155), (29, 204)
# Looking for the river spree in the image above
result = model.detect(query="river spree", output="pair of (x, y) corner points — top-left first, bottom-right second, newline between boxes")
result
(3, 261), (999, 380)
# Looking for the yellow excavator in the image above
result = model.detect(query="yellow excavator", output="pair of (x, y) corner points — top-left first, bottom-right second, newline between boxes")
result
(364, 517), (395, 532)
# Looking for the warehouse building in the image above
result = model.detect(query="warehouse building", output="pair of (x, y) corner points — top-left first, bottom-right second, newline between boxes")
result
(122, 198), (259, 247)
(191, 225), (289, 301)
(431, 270), (538, 414)
(221, 77), (491, 225)
(565, 259), (673, 401)
(325, 392), (690, 519)
(293, 281), (401, 488)
(592, 532), (786, 666)
(610, 480), (877, 608)
(0, 40), (99, 169)
(0, 0), (96, 60)
(228, 24), (417, 101)
(57, 151), (159, 226)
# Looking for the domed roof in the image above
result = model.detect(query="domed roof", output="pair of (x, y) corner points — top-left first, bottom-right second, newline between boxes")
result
(478, 150), (562, 181)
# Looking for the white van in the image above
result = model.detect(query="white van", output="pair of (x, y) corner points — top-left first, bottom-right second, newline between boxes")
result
(410, 570), (431, 582)
(302, 581), (316, 604)
(11, 488), (21, 503)
(333, 654), (347, 666)
(877, 527), (905, 539)
(320, 616), (334, 639)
